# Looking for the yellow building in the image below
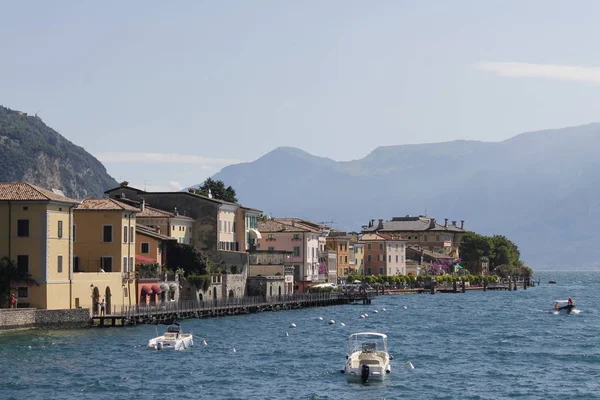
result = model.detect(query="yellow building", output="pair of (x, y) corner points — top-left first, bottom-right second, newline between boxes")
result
(135, 202), (194, 245)
(72, 198), (140, 314)
(0, 182), (79, 309)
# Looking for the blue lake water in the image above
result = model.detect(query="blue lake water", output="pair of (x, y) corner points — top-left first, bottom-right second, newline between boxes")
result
(1, 270), (599, 399)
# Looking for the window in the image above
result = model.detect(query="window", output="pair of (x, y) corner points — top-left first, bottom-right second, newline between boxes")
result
(379, 243), (384, 250)
(58, 221), (63, 238)
(424, 235), (428, 242)
(129, 257), (133, 272)
(130, 226), (134, 242)
(101, 257), (112, 272)
(268, 246), (275, 252)
(57, 255), (63, 273)
(233, 222), (236, 233)
(395, 243), (398, 249)
(123, 226), (128, 243)
(141, 243), (150, 254)
(17, 219), (29, 237)
(367, 244), (372, 250)
(293, 234), (300, 240)
(17, 287), (28, 298)
(73, 256), (80, 272)
(379, 267), (384, 275)
(103, 225), (113, 242)
(123, 257), (127, 272)
(388, 255), (391, 262)
(17, 255), (28, 273)
(367, 255), (372, 262)
(396, 255), (399, 262)
(293, 246), (300, 257)
(219, 221), (222, 232)
(73, 225), (76, 242)
(367, 267), (372, 275)
(378, 254), (383, 262)
(345, 256), (348, 263)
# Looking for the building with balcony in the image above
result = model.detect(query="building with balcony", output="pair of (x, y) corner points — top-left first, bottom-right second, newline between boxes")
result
(256, 218), (325, 293)
(72, 198), (140, 313)
(248, 250), (294, 295)
(325, 231), (351, 282)
(360, 232), (407, 276)
(135, 201), (194, 245)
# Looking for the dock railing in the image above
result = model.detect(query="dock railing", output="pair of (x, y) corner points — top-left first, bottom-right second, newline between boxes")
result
(115, 292), (348, 319)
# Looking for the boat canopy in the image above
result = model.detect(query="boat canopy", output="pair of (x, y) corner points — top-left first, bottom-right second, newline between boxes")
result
(349, 332), (388, 339)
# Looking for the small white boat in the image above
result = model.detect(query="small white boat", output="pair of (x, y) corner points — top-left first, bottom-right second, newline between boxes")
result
(553, 299), (576, 314)
(343, 332), (391, 383)
(147, 324), (194, 350)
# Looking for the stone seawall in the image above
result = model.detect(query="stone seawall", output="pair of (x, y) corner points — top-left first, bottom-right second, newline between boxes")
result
(0, 308), (91, 331)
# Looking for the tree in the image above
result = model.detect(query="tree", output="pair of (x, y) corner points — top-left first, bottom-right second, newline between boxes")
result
(460, 231), (526, 273)
(0, 257), (36, 307)
(192, 178), (238, 203)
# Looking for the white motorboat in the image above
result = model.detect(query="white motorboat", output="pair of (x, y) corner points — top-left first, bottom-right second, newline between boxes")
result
(553, 299), (576, 314)
(343, 332), (391, 383)
(147, 324), (194, 350)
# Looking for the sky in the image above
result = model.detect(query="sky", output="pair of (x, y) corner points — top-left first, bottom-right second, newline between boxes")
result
(3, 1), (600, 191)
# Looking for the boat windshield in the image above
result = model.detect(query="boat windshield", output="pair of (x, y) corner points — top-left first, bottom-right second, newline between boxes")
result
(347, 333), (388, 354)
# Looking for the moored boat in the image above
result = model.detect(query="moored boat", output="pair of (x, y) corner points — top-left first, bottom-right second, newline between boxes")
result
(147, 324), (194, 350)
(548, 280), (556, 284)
(342, 332), (391, 383)
(553, 299), (576, 314)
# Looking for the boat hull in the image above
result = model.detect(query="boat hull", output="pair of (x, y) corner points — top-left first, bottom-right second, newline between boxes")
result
(147, 335), (194, 350)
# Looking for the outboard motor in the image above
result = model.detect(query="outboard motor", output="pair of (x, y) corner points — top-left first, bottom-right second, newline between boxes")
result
(156, 342), (163, 350)
(361, 364), (370, 383)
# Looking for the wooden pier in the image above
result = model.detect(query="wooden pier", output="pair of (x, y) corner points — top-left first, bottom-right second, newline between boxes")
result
(91, 292), (375, 327)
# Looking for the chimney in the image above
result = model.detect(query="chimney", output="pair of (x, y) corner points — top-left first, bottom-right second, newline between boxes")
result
(452, 220), (456, 227)
(370, 219), (375, 228)
(460, 220), (464, 229)
(377, 219), (384, 230)
(429, 218), (436, 229)
(141, 199), (145, 212)
(444, 218), (448, 227)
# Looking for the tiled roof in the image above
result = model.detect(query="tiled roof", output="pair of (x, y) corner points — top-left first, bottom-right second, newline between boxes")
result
(274, 218), (328, 233)
(258, 220), (309, 233)
(136, 206), (193, 220)
(0, 182), (79, 203)
(362, 217), (464, 233)
(75, 198), (141, 212)
(136, 224), (177, 241)
(359, 233), (405, 242)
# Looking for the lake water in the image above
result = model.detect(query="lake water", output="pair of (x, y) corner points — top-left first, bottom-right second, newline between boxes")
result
(1, 270), (599, 399)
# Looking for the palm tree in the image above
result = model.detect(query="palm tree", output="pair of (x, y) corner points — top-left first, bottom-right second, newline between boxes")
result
(0, 257), (36, 308)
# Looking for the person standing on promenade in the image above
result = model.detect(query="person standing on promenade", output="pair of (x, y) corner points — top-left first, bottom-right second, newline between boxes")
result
(9, 294), (17, 308)
(100, 298), (106, 316)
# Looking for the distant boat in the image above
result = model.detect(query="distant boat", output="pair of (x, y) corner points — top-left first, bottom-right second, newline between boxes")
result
(548, 280), (556, 284)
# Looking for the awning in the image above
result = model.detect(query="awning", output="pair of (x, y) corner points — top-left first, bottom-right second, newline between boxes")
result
(136, 254), (156, 263)
(141, 285), (153, 295)
(159, 282), (169, 292)
(249, 228), (262, 239)
(151, 284), (162, 294)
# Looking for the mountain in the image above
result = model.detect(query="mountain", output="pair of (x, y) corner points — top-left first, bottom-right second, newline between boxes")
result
(0, 106), (118, 198)
(210, 123), (600, 269)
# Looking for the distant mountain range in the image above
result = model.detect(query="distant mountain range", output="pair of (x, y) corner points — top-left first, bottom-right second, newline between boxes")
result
(0, 106), (117, 198)
(211, 123), (600, 269)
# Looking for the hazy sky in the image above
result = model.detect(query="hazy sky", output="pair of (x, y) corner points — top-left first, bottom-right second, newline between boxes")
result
(3, 1), (600, 191)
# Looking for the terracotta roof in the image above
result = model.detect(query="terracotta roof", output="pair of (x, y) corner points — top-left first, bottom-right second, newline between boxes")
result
(75, 198), (141, 212)
(136, 224), (177, 241)
(359, 233), (406, 242)
(258, 220), (310, 233)
(136, 206), (193, 220)
(0, 182), (79, 203)
(274, 218), (328, 233)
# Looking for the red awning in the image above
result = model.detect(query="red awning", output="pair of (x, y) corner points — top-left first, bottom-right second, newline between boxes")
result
(136, 254), (156, 263)
(151, 284), (162, 294)
(141, 285), (153, 295)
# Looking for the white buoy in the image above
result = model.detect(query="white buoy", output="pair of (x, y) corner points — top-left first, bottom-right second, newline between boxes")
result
(364, 313), (368, 317)
(318, 317), (323, 321)
(382, 308), (386, 312)
(202, 339), (208, 346)
(406, 361), (415, 369)
(232, 347), (237, 353)
(360, 314), (366, 319)
(403, 306), (408, 309)
(285, 332), (289, 336)
(290, 323), (297, 328)
(340, 322), (346, 327)
(328, 320), (335, 325)
(373, 310), (378, 313)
